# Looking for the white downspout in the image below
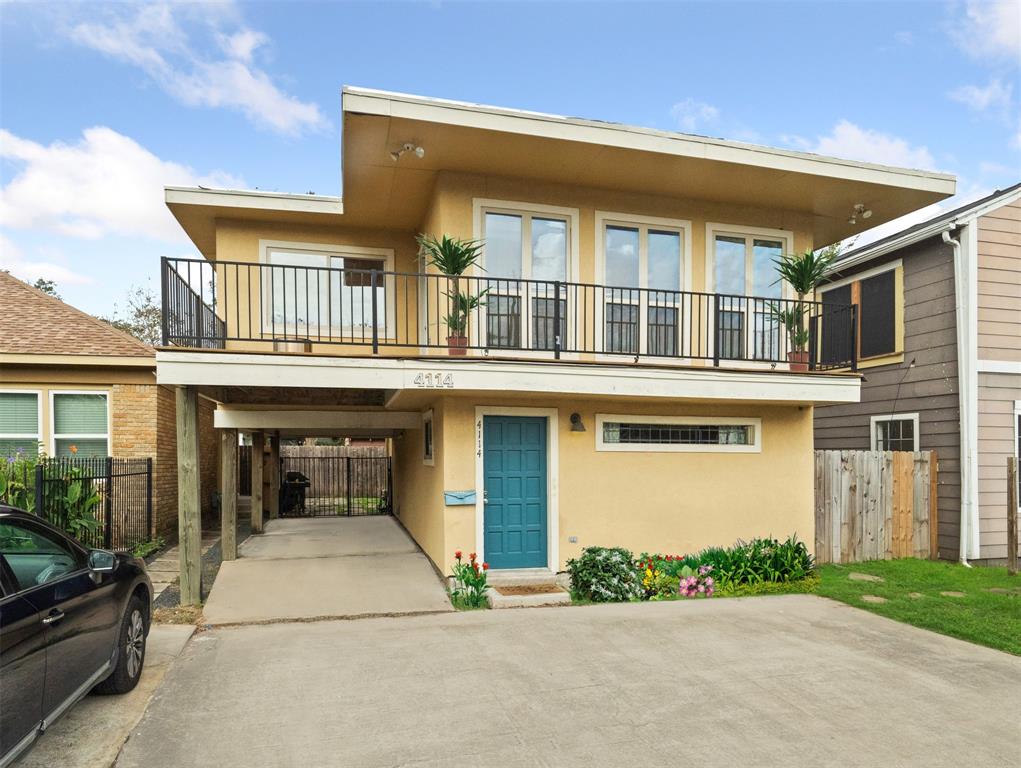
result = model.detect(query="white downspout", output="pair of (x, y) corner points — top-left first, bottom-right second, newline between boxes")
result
(944, 227), (973, 566)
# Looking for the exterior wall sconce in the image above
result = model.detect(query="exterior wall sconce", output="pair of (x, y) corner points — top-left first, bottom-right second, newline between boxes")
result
(570, 413), (586, 432)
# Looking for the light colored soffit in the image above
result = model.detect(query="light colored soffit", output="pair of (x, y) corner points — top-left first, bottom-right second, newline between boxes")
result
(164, 186), (343, 215)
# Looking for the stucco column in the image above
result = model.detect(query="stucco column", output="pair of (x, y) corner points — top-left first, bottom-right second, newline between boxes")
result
(175, 385), (202, 605)
(220, 429), (238, 561)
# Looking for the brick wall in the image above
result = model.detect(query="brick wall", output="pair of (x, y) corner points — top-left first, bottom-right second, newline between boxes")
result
(198, 395), (218, 528)
(155, 386), (179, 537)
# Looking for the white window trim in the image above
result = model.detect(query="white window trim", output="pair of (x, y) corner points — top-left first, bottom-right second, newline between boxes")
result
(471, 199), (581, 360)
(594, 211), (693, 361)
(0, 389), (43, 454)
(595, 413), (762, 453)
(258, 239), (396, 340)
(49, 390), (111, 457)
(705, 222), (794, 298)
(869, 412), (919, 452)
(473, 406), (559, 572)
(1014, 400), (1020, 512)
(422, 409), (435, 467)
(819, 259), (901, 293)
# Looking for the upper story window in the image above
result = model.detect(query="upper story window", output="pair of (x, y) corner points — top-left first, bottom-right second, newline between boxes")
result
(819, 261), (900, 363)
(0, 391), (41, 456)
(474, 200), (579, 351)
(261, 242), (393, 339)
(52, 392), (109, 458)
(597, 212), (690, 357)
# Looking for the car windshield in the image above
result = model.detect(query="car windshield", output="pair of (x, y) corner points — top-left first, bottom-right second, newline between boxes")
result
(0, 521), (81, 590)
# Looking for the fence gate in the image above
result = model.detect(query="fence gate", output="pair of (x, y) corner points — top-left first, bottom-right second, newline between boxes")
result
(279, 456), (392, 517)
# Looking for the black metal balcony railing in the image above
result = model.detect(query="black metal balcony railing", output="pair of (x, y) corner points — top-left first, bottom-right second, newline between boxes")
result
(161, 257), (857, 371)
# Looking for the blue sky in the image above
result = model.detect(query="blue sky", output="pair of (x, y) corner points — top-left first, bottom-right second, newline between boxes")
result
(1, 0), (1019, 316)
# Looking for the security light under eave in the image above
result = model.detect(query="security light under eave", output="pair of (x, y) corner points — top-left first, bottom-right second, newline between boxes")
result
(848, 203), (873, 225)
(390, 142), (426, 162)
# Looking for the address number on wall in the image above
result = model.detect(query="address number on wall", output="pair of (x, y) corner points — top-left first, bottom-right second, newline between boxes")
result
(413, 372), (454, 388)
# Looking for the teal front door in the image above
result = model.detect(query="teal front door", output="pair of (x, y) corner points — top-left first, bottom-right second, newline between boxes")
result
(483, 416), (548, 569)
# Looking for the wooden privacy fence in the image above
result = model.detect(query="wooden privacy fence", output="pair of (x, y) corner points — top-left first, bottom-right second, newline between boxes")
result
(814, 450), (937, 564)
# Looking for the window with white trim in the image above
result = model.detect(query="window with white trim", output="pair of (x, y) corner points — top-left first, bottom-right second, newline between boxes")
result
(0, 391), (41, 456)
(480, 208), (570, 351)
(52, 392), (109, 458)
(263, 244), (391, 338)
(595, 414), (761, 453)
(871, 413), (918, 452)
(422, 410), (434, 466)
(601, 218), (687, 357)
(1013, 401), (1020, 509)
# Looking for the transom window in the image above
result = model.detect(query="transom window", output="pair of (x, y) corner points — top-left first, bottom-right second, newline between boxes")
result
(596, 414), (761, 453)
(52, 392), (109, 458)
(263, 243), (392, 339)
(479, 206), (573, 351)
(0, 391), (41, 457)
(598, 213), (688, 357)
(871, 414), (918, 452)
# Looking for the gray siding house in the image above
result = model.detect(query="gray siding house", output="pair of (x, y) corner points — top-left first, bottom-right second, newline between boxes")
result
(815, 183), (1021, 565)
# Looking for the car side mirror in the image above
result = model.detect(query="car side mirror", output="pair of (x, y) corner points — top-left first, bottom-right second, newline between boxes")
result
(88, 549), (118, 574)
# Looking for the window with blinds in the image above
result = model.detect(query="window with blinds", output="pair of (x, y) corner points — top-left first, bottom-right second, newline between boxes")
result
(0, 391), (41, 456)
(52, 392), (109, 458)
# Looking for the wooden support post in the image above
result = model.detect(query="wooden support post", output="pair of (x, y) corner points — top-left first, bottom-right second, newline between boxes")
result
(1008, 456), (1018, 577)
(251, 432), (264, 534)
(175, 386), (202, 606)
(220, 429), (238, 561)
(268, 433), (280, 520)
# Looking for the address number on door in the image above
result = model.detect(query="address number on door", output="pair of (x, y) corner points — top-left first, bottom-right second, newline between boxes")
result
(413, 372), (454, 388)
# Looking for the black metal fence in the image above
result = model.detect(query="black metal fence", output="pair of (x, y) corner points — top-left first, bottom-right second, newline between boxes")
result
(279, 456), (391, 517)
(160, 256), (858, 371)
(0, 457), (152, 550)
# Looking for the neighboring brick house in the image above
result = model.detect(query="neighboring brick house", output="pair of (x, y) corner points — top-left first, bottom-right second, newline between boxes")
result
(0, 272), (216, 538)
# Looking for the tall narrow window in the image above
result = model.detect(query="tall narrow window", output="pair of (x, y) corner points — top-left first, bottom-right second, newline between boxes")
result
(0, 392), (40, 456)
(604, 226), (640, 354)
(860, 270), (896, 358)
(52, 392), (109, 457)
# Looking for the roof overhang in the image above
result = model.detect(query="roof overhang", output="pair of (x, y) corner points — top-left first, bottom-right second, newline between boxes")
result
(340, 87), (955, 244)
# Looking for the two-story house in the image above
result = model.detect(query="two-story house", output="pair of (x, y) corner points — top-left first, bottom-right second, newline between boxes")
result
(159, 87), (954, 585)
(815, 183), (1021, 566)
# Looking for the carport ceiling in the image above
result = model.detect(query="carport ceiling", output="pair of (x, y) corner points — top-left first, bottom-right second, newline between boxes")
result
(199, 386), (385, 407)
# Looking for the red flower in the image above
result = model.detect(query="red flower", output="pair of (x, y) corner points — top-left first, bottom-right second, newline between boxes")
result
(482, 562), (490, 571)
(454, 550), (462, 560)
(469, 552), (477, 562)
(472, 562), (480, 574)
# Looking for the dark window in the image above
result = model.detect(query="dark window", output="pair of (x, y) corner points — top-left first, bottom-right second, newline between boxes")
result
(0, 520), (82, 591)
(602, 421), (753, 446)
(820, 284), (853, 365)
(875, 417), (916, 452)
(860, 270), (896, 358)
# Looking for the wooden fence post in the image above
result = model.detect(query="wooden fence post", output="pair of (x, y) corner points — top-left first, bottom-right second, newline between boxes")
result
(251, 432), (264, 534)
(1008, 456), (1018, 577)
(220, 429), (238, 561)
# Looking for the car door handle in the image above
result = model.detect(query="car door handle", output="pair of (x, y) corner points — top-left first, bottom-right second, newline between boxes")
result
(41, 611), (65, 626)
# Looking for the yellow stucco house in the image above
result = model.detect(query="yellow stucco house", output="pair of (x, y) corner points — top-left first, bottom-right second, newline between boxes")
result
(159, 88), (955, 580)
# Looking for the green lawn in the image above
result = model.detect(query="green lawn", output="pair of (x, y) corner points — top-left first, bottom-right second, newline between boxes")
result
(816, 559), (1021, 655)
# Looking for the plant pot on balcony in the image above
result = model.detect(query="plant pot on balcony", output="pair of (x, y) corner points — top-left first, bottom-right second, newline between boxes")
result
(447, 334), (468, 356)
(787, 350), (810, 372)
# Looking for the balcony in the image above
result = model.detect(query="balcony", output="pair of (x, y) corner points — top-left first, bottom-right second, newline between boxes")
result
(160, 257), (857, 371)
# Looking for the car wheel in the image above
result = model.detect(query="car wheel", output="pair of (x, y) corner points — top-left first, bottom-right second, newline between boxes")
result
(94, 595), (148, 695)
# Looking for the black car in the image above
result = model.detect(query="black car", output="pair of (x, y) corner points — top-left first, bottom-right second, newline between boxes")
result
(0, 505), (152, 767)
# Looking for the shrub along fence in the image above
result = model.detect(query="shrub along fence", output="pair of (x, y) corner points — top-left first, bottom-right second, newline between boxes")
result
(0, 456), (153, 551)
(814, 450), (937, 564)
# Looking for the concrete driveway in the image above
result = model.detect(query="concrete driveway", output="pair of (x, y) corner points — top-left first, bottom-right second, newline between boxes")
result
(116, 596), (1020, 767)
(201, 516), (452, 625)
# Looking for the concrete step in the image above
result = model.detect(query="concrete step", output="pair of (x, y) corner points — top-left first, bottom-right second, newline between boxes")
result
(485, 568), (559, 587)
(486, 586), (571, 609)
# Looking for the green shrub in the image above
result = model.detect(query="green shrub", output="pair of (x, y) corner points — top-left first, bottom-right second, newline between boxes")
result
(567, 546), (642, 602)
(641, 535), (814, 589)
(131, 537), (165, 560)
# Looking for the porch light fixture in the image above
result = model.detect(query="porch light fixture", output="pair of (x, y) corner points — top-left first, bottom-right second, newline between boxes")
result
(848, 203), (873, 225)
(390, 142), (425, 161)
(570, 413), (586, 432)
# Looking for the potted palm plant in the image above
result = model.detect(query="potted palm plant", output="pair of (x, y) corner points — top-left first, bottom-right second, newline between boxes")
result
(416, 234), (486, 355)
(772, 248), (838, 371)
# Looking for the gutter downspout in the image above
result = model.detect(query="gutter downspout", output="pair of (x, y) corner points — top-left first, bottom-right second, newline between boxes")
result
(944, 227), (973, 566)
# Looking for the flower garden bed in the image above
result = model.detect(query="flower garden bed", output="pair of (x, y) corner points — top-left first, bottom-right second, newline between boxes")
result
(567, 536), (816, 604)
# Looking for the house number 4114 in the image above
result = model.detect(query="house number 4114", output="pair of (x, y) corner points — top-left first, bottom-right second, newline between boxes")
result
(413, 372), (454, 388)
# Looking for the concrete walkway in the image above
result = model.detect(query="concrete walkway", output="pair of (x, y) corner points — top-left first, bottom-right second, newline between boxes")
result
(16, 624), (195, 768)
(200, 516), (452, 625)
(114, 596), (1021, 767)
(148, 531), (220, 601)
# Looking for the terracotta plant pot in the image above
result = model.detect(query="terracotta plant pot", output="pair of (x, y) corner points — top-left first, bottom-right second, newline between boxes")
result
(787, 350), (810, 372)
(447, 334), (468, 356)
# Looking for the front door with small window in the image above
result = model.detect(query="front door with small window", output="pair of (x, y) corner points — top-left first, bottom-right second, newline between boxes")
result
(483, 416), (548, 569)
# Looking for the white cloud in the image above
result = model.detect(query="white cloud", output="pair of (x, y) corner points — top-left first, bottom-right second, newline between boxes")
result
(950, 0), (1021, 61)
(0, 235), (95, 286)
(64, 3), (327, 136)
(948, 78), (1013, 112)
(802, 120), (937, 170)
(0, 126), (243, 242)
(670, 99), (720, 133)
